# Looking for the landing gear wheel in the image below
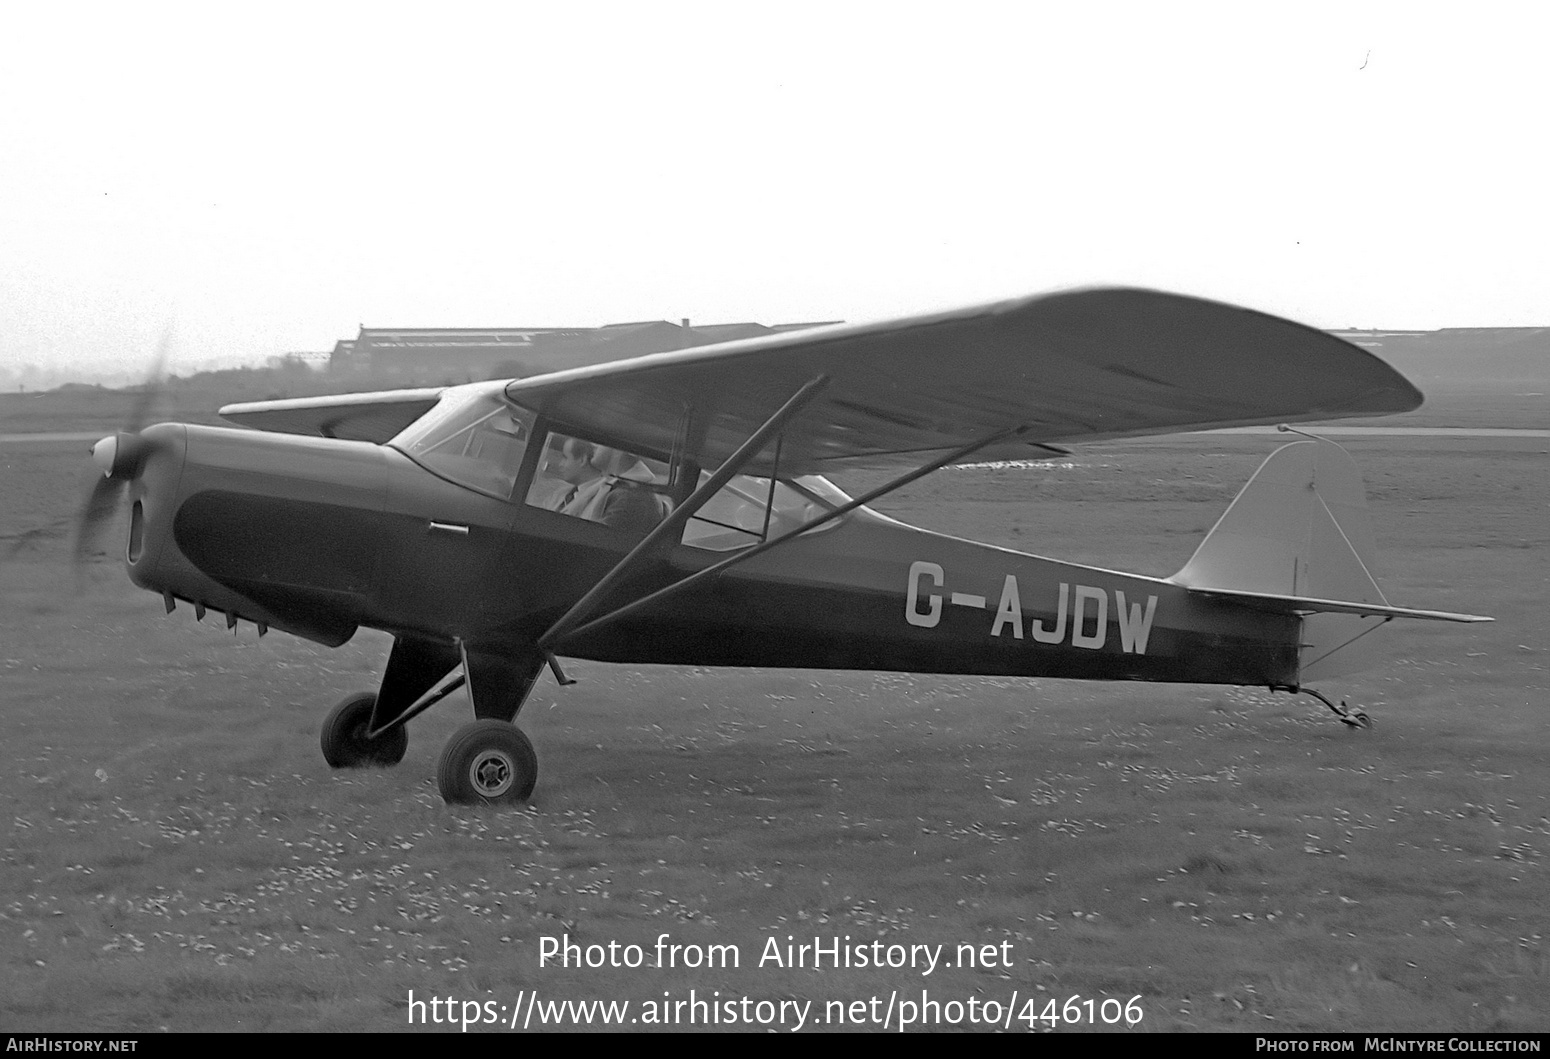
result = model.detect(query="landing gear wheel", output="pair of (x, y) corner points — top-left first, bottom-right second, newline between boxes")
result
(320, 692), (409, 768)
(437, 720), (538, 805)
(1351, 711), (1373, 729)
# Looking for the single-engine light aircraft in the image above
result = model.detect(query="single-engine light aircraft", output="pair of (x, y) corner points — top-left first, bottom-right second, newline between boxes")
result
(76, 288), (1491, 805)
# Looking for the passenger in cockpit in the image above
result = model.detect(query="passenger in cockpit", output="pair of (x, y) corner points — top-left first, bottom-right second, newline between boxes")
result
(548, 438), (666, 535)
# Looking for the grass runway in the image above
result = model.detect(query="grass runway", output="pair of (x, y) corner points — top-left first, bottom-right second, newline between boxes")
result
(0, 411), (1545, 1031)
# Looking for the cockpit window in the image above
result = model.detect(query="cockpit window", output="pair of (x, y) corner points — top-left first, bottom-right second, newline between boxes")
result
(681, 474), (846, 551)
(526, 429), (673, 536)
(390, 386), (533, 499)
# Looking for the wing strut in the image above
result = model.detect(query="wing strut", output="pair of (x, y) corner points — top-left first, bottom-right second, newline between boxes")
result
(548, 421), (1029, 649)
(536, 374), (831, 655)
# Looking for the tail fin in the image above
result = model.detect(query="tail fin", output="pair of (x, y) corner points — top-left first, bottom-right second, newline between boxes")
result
(1173, 436), (1386, 605)
(1170, 435), (1487, 681)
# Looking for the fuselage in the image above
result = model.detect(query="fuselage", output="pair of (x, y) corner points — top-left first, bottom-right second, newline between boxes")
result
(120, 421), (1300, 688)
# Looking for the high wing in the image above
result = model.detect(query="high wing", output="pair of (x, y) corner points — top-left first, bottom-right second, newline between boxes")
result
(219, 389), (443, 443)
(504, 287), (1421, 473)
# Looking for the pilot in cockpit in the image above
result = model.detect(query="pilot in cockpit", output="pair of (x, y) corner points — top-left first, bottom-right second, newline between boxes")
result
(547, 438), (667, 535)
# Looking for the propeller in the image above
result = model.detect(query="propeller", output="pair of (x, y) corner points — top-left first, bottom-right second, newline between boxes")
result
(71, 329), (173, 572)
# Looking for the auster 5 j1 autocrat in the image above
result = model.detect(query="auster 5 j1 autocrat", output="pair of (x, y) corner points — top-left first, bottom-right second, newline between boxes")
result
(76, 288), (1490, 805)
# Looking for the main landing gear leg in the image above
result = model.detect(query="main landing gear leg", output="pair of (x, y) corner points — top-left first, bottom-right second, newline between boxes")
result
(1277, 685), (1372, 729)
(436, 644), (547, 806)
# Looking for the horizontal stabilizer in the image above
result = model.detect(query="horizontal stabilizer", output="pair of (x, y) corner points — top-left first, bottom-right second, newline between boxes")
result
(1190, 586), (1492, 623)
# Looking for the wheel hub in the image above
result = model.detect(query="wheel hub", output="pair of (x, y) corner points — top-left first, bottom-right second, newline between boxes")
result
(470, 750), (514, 797)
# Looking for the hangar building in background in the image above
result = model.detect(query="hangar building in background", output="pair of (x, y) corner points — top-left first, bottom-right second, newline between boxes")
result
(328, 318), (841, 384)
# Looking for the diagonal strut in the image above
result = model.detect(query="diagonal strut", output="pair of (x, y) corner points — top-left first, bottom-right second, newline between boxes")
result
(536, 374), (831, 654)
(552, 422), (1030, 647)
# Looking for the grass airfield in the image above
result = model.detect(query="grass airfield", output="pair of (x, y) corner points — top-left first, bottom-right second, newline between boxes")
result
(0, 396), (1545, 1032)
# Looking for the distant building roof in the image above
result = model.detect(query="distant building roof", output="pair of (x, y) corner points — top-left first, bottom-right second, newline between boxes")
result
(770, 320), (844, 333)
(329, 316), (850, 380)
(356, 327), (582, 349)
(690, 323), (774, 343)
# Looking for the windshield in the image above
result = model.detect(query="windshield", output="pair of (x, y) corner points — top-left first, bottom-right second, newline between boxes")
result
(390, 384), (533, 499)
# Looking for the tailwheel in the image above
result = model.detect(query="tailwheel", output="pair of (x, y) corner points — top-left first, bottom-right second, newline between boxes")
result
(1283, 685), (1374, 730)
(437, 719), (538, 805)
(320, 691), (409, 768)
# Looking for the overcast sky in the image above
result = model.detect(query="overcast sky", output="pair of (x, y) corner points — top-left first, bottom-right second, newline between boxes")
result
(2, 2), (1545, 373)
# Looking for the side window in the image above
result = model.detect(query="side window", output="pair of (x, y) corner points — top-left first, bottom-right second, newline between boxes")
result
(681, 474), (838, 551)
(525, 431), (673, 536)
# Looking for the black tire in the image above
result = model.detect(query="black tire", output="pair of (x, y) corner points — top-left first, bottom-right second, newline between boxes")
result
(320, 692), (409, 768)
(437, 720), (538, 805)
